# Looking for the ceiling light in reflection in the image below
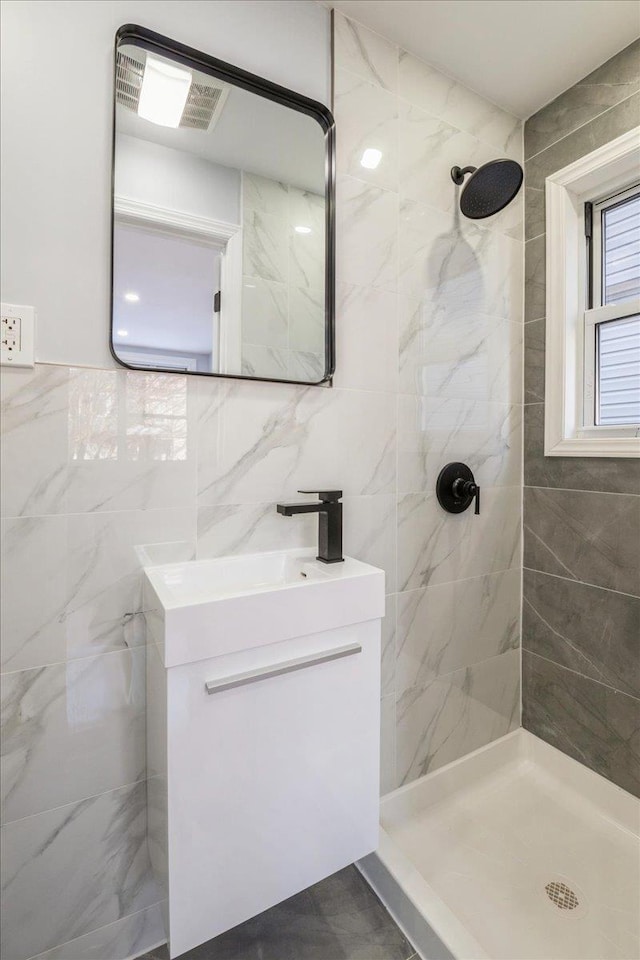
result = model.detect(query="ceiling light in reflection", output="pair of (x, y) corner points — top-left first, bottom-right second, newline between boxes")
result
(124, 292), (140, 303)
(295, 225), (312, 234)
(361, 148), (382, 170)
(117, 329), (129, 337)
(138, 56), (192, 128)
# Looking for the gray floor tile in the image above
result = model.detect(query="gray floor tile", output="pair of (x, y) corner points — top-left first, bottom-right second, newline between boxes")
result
(138, 867), (414, 960)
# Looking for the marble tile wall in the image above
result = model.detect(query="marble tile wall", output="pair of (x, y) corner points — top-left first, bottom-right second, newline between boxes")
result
(522, 39), (640, 797)
(241, 173), (326, 381)
(0, 367), (193, 960)
(0, 12), (523, 960)
(332, 10), (523, 793)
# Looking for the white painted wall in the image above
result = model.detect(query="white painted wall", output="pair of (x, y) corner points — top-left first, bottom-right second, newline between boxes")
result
(0, 0), (330, 368)
(115, 134), (241, 224)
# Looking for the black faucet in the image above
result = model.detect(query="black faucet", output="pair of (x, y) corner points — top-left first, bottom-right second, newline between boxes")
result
(276, 490), (343, 563)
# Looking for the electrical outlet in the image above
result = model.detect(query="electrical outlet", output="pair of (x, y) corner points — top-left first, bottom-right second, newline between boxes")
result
(1, 303), (35, 367)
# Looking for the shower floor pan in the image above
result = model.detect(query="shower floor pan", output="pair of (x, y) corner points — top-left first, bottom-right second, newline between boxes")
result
(359, 729), (639, 960)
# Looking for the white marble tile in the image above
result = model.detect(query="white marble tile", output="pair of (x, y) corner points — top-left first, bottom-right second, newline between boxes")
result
(397, 100), (524, 240)
(1, 364), (70, 519)
(289, 227), (325, 295)
(395, 648), (520, 784)
(397, 486), (521, 592)
(240, 343), (289, 380)
(1, 648), (145, 823)
(1, 508), (195, 672)
(241, 277), (288, 349)
(196, 379), (396, 506)
(399, 298), (522, 403)
(398, 395), (522, 494)
(287, 350), (326, 382)
(64, 368), (196, 515)
(343, 494), (397, 594)
(398, 49), (522, 159)
(381, 593), (397, 700)
(0, 781), (157, 960)
(1, 515), (73, 672)
(243, 209), (288, 284)
(29, 904), (165, 960)
(288, 187), (325, 235)
(396, 569), (521, 694)
(336, 176), (398, 293)
(196, 501), (316, 559)
(239, 174), (326, 383)
(242, 172), (289, 217)
(334, 11), (398, 92)
(333, 282), (398, 393)
(398, 198), (523, 321)
(380, 694), (397, 796)
(335, 68), (399, 192)
(398, 100), (477, 211)
(289, 286), (325, 355)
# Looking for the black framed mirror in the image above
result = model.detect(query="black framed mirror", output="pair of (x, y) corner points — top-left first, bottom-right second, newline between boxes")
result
(110, 25), (335, 384)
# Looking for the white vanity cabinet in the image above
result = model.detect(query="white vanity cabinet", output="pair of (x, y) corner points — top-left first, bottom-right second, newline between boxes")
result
(144, 550), (384, 958)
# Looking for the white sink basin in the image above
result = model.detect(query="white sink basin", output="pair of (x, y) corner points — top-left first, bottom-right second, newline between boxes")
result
(144, 548), (385, 667)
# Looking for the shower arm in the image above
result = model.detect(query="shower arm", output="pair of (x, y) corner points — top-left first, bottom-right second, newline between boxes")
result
(451, 165), (477, 185)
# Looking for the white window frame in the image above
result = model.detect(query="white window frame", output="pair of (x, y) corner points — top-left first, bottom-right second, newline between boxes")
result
(544, 126), (640, 458)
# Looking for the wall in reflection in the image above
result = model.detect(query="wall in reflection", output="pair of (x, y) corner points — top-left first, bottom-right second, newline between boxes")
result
(241, 172), (325, 380)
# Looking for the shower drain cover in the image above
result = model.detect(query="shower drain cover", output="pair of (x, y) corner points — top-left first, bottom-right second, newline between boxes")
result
(545, 880), (579, 910)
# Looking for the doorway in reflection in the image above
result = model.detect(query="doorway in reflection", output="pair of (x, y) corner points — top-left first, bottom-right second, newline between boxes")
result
(113, 221), (223, 372)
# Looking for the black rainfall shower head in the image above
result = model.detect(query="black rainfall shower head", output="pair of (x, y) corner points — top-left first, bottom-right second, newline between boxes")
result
(451, 159), (523, 219)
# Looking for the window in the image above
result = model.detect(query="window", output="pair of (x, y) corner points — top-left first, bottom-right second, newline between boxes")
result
(544, 127), (640, 458)
(584, 185), (640, 431)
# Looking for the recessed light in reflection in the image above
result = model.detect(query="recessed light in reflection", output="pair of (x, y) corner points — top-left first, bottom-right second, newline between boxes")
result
(361, 148), (382, 170)
(295, 225), (312, 234)
(124, 292), (140, 303)
(117, 329), (129, 337)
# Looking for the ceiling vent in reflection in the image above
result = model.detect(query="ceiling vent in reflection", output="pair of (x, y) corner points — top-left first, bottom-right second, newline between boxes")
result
(115, 51), (230, 131)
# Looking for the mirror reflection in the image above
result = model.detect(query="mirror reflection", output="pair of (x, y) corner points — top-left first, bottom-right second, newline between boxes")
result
(112, 34), (332, 383)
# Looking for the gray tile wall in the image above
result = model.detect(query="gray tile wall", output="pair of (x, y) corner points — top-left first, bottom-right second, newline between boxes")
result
(522, 39), (640, 796)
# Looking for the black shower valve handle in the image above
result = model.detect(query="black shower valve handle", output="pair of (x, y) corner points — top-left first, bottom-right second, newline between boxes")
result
(436, 463), (481, 517)
(452, 477), (480, 515)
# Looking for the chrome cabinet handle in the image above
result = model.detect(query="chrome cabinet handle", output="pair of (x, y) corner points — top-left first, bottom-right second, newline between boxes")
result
(205, 642), (362, 695)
